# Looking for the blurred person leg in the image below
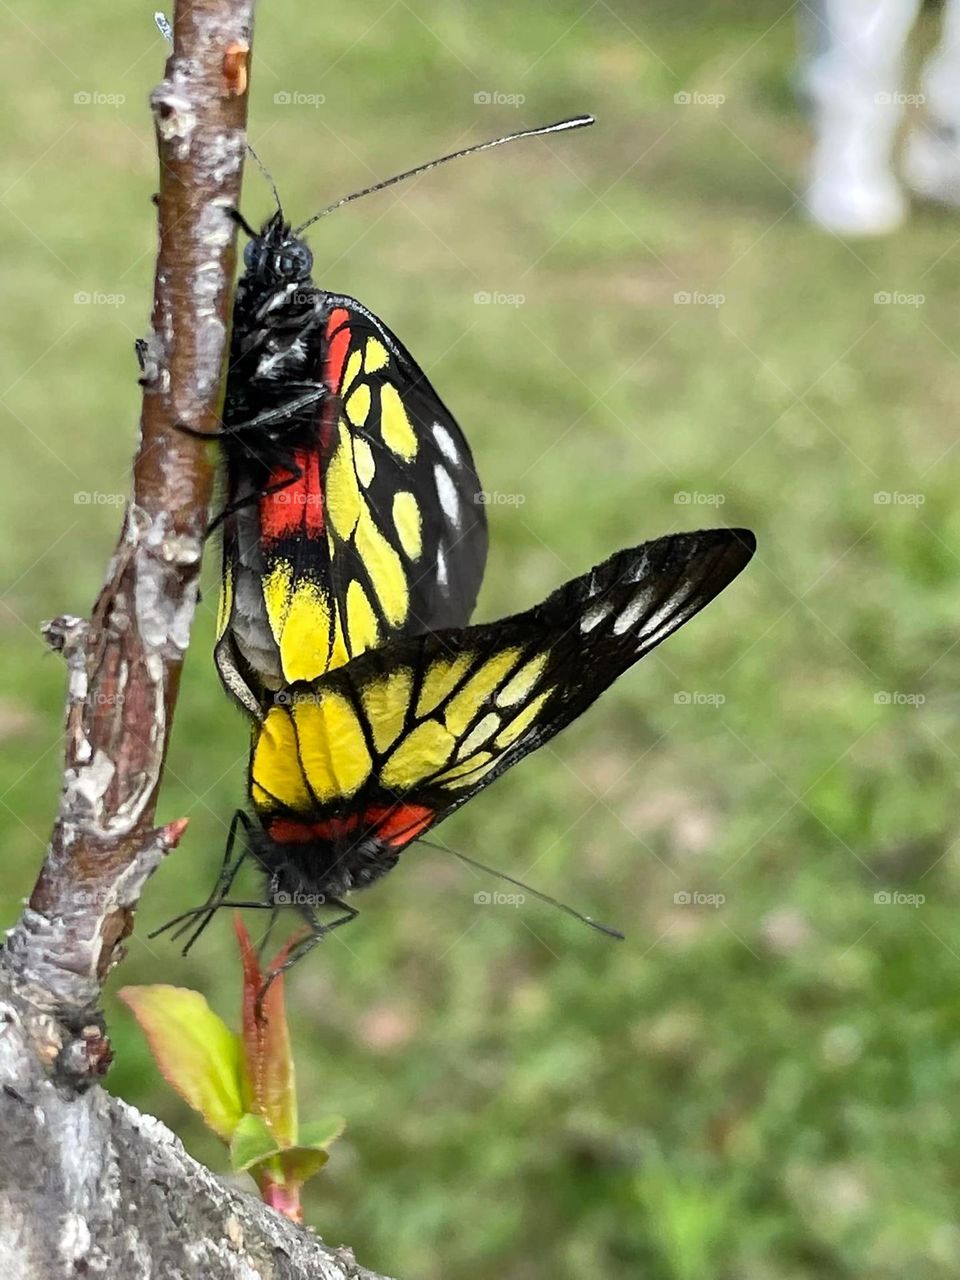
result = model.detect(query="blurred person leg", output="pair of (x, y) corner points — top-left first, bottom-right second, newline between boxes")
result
(802, 0), (922, 235)
(903, 0), (960, 204)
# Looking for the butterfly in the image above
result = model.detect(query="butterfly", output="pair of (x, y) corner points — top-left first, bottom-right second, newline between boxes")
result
(161, 529), (755, 971)
(213, 117), (594, 718)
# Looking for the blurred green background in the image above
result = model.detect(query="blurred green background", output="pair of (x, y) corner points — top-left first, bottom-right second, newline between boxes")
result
(3, 1), (960, 1276)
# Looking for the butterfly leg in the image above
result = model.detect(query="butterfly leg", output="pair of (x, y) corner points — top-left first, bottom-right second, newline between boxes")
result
(205, 461), (305, 537)
(254, 899), (359, 1015)
(149, 810), (252, 948)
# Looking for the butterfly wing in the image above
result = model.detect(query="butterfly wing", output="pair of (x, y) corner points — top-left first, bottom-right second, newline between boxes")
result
(248, 529), (755, 850)
(216, 292), (487, 717)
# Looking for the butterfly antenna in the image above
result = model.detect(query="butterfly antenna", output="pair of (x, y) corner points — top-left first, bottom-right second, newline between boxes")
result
(418, 837), (624, 940)
(294, 114), (595, 234)
(246, 139), (283, 216)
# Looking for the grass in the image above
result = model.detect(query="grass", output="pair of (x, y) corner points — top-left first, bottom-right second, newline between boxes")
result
(3, 1), (960, 1276)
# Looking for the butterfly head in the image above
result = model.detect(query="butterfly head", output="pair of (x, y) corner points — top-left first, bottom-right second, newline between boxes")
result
(242, 211), (314, 285)
(250, 815), (400, 904)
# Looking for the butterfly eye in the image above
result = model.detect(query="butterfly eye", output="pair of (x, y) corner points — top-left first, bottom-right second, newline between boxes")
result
(243, 239), (263, 272)
(280, 242), (313, 279)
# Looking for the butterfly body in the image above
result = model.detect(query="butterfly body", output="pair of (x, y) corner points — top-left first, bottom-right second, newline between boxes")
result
(216, 212), (488, 716)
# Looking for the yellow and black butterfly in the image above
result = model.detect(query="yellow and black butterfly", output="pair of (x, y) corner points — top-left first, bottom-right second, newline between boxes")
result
(164, 529), (755, 968)
(214, 117), (594, 717)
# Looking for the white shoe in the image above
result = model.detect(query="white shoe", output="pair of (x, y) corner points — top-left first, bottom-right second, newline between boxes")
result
(903, 122), (960, 207)
(804, 168), (907, 237)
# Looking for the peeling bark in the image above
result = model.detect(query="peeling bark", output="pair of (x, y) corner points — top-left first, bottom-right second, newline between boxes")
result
(0, 2), (394, 1275)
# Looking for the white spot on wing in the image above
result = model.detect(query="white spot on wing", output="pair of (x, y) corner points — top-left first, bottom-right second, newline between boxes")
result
(434, 465), (461, 527)
(613, 595), (651, 636)
(433, 422), (460, 465)
(581, 603), (611, 633)
(436, 546), (448, 588)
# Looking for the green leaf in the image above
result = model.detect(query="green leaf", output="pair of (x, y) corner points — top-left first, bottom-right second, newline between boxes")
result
(279, 1116), (346, 1185)
(234, 914), (299, 1146)
(229, 1111), (284, 1173)
(118, 985), (245, 1142)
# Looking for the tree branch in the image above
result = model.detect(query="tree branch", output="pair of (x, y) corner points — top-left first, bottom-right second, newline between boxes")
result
(0, 3), (395, 1275)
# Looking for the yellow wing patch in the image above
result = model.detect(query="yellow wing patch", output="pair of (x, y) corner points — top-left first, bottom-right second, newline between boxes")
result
(354, 437), (376, 488)
(293, 691), (372, 802)
(360, 667), (413, 754)
(497, 653), (549, 707)
(365, 338), (389, 372)
(263, 561), (293, 643)
(279, 582), (340, 682)
(343, 348), (363, 393)
(355, 507), (408, 626)
(382, 719), (455, 789)
(458, 712), (501, 758)
(437, 755), (502, 789)
(494, 689), (553, 750)
(380, 384), (418, 460)
(251, 708), (313, 812)
(346, 383), (371, 427)
(392, 491), (422, 561)
(326, 436), (362, 540)
(217, 562), (233, 640)
(346, 579), (379, 655)
(444, 649), (522, 737)
(416, 654), (473, 717)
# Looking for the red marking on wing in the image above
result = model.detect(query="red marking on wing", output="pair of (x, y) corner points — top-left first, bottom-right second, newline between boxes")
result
(257, 308), (353, 546)
(325, 307), (351, 393)
(259, 447), (324, 542)
(364, 804), (434, 847)
(267, 803), (433, 850)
